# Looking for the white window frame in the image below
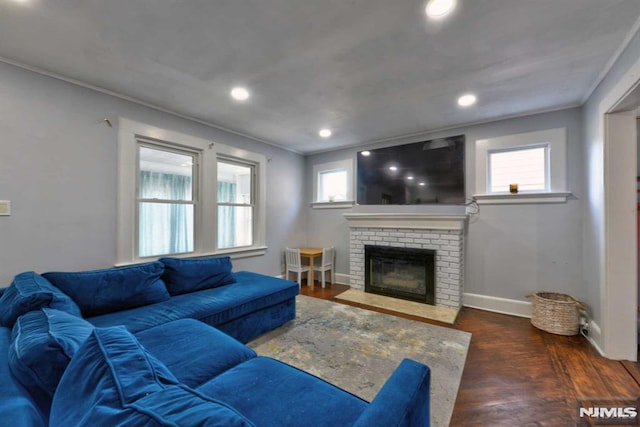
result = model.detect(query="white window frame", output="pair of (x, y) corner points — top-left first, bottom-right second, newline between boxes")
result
(474, 128), (571, 204)
(216, 154), (257, 250)
(117, 118), (266, 264)
(311, 158), (355, 209)
(136, 140), (199, 258)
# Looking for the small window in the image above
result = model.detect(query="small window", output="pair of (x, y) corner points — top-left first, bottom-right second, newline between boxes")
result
(318, 169), (347, 202)
(488, 145), (548, 193)
(312, 159), (354, 207)
(217, 158), (254, 249)
(474, 128), (568, 203)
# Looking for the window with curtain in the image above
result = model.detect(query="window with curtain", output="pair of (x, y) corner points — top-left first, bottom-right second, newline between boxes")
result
(138, 145), (196, 257)
(217, 159), (254, 249)
(117, 118), (267, 263)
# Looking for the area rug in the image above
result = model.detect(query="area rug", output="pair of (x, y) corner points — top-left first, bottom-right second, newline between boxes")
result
(334, 288), (459, 324)
(248, 295), (471, 427)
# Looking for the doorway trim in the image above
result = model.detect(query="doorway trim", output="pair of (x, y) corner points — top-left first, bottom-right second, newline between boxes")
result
(601, 55), (640, 361)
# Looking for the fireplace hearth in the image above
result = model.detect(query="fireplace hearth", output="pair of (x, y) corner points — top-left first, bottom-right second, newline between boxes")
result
(365, 245), (435, 304)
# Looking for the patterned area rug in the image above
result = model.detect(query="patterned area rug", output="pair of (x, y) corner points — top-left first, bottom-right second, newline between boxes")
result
(248, 295), (471, 427)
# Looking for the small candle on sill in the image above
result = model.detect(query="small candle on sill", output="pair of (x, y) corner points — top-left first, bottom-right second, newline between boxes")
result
(509, 183), (518, 194)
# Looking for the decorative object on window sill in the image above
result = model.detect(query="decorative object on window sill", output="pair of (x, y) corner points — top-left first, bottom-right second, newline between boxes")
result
(509, 183), (518, 194)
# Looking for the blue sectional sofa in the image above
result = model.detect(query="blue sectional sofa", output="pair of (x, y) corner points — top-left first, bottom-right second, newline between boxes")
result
(0, 257), (431, 426)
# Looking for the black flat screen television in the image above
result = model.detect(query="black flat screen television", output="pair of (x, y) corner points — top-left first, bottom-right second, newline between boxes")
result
(357, 135), (465, 205)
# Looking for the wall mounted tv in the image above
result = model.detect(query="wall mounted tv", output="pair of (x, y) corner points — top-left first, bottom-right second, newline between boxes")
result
(357, 135), (465, 205)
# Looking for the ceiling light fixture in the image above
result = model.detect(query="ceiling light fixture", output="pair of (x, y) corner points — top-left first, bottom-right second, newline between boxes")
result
(230, 87), (250, 101)
(389, 166), (398, 171)
(457, 93), (477, 107)
(425, 0), (457, 19)
(319, 129), (332, 138)
(361, 151), (371, 156)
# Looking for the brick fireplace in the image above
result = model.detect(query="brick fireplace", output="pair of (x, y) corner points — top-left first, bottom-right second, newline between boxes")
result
(344, 213), (467, 309)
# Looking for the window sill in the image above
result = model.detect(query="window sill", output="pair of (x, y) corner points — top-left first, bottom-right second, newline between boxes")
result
(473, 192), (572, 205)
(311, 200), (355, 209)
(115, 246), (268, 266)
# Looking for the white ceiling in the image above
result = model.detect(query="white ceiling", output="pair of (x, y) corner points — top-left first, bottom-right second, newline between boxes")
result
(1, 0), (639, 154)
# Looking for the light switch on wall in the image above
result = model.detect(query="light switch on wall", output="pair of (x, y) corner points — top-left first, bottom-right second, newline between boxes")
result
(0, 200), (11, 216)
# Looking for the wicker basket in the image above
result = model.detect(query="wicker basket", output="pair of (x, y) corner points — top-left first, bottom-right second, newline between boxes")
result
(527, 292), (585, 336)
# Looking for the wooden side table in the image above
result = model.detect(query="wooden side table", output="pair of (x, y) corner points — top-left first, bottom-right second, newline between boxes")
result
(299, 247), (322, 290)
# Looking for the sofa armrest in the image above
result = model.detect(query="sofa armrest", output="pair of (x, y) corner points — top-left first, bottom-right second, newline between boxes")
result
(352, 358), (430, 427)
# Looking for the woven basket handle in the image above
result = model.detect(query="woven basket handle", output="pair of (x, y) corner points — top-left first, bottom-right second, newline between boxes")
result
(568, 295), (588, 311)
(525, 293), (588, 311)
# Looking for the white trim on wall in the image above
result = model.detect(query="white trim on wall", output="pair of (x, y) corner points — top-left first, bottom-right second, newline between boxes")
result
(603, 110), (638, 361)
(463, 293), (532, 318)
(597, 51), (640, 361)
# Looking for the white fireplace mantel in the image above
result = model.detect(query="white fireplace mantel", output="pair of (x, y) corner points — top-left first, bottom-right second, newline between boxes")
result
(343, 213), (468, 231)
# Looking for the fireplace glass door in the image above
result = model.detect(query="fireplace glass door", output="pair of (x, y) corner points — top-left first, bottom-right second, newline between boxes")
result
(365, 245), (435, 304)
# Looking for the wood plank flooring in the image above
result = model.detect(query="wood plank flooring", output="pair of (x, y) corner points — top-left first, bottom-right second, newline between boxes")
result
(299, 282), (640, 426)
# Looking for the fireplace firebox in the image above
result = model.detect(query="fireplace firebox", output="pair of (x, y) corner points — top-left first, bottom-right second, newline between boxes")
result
(364, 245), (435, 305)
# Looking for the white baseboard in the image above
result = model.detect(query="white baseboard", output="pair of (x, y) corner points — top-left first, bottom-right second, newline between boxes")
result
(275, 272), (351, 286)
(334, 273), (351, 286)
(463, 292), (531, 318)
(585, 319), (605, 357)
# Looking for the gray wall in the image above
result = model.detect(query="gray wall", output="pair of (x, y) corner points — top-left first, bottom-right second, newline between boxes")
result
(0, 62), (307, 285)
(306, 107), (585, 304)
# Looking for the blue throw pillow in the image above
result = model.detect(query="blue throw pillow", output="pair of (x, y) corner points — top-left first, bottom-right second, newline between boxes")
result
(50, 326), (254, 427)
(0, 272), (81, 328)
(8, 308), (94, 413)
(159, 256), (236, 296)
(43, 262), (171, 317)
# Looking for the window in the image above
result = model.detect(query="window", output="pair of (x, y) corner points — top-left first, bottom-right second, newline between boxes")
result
(318, 169), (347, 202)
(474, 128), (569, 204)
(138, 144), (196, 257)
(312, 159), (354, 208)
(117, 118), (266, 263)
(488, 145), (548, 193)
(217, 158), (254, 249)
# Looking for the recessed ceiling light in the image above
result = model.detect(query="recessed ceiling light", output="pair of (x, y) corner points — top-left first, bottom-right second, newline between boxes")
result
(419, 182), (426, 186)
(389, 166), (398, 171)
(361, 151), (371, 156)
(407, 176), (414, 180)
(319, 129), (332, 138)
(425, 0), (457, 19)
(230, 87), (250, 101)
(457, 93), (477, 107)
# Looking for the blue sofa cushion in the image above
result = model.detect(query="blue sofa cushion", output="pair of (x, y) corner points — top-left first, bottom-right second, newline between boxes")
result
(50, 326), (253, 427)
(159, 256), (236, 295)
(8, 308), (94, 412)
(135, 319), (256, 388)
(0, 272), (81, 328)
(87, 271), (299, 334)
(197, 356), (368, 426)
(0, 327), (47, 427)
(43, 262), (170, 317)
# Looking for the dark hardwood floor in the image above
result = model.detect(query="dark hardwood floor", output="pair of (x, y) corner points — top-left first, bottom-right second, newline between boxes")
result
(299, 282), (640, 426)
